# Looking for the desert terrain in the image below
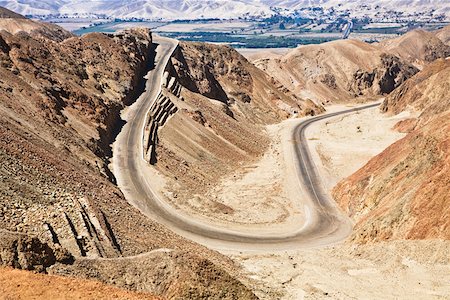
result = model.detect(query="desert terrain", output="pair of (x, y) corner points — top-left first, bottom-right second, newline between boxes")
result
(129, 22), (449, 298)
(0, 4), (449, 300)
(0, 7), (257, 299)
(227, 104), (449, 299)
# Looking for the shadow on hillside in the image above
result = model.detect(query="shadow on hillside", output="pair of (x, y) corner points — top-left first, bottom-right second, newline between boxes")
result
(100, 42), (159, 184)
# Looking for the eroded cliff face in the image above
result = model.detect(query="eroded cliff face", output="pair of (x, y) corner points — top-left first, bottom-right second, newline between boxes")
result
(349, 54), (419, 96)
(380, 59), (450, 127)
(332, 59), (450, 243)
(0, 27), (153, 173)
(148, 41), (323, 216)
(378, 29), (450, 68)
(0, 12), (257, 300)
(255, 39), (419, 105)
(170, 42), (322, 119)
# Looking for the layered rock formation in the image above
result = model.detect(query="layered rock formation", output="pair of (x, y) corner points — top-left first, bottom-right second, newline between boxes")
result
(332, 59), (450, 243)
(0, 8), (257, 299)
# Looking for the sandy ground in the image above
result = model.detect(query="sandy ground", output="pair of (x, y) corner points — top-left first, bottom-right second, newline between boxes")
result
(202, 123), (304, 227)
(131, 99), (449, 298)
(144, 103), (406, 233)
(306, 104), (412, 190)
(229, 240), (450, 300)
(224, 104), (450, 299)
(149, 119), (308, 235)
(177, 102), (407, 228)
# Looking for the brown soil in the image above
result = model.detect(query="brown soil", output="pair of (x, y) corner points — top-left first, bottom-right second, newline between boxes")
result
(0, 268), (159, 300)
(381, 59), (450, 126)
(51, 250), (257, 300)
(0, 7), (73, 41)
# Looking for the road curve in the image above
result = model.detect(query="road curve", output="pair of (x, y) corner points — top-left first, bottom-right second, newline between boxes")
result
(112, 36), (380, 251)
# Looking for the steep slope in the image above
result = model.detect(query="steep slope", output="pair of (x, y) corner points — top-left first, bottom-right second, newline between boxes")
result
(0, 10), (257, 299)
(380, 59), (450, 127)
(148, 41), (322, 217)
(332, 59), (450, 243)
(377, 29), (450, 68)
(0, 5), (23, 18)
(0, 24), (155, 259)
(436, 24), (450, 46)
(255, 39), (418, 104)
(0, 6), (72, 41)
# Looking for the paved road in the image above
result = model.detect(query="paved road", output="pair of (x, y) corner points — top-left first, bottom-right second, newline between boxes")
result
(112, 36), (380, 251)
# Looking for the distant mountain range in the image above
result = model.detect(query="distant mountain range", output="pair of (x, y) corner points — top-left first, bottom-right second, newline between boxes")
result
(0, 0), (448, 20)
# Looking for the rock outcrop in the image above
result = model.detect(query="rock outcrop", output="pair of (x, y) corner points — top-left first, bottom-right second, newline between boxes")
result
(349, 54), (419, 96)
(256, 26), (450, 105)
(378, 29), (450, 67)
(255, 39), (419, 104)
(51, 250), (257, 300)
(0, 230), (73, 273)
(332, 59), (450, 243)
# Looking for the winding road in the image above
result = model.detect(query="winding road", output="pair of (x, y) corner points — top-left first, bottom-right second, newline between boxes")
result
(112, 36), (380, 251)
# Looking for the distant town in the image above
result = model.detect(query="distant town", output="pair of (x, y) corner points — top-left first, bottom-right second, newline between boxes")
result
(31, 5), (450, 48)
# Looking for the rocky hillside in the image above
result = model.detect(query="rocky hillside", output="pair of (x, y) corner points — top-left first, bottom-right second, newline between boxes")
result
(436, 24), (450, 46)
(0, 7), (72, 41)
(0, 6), (24, 18)
(255, 27), (450, 106)
(0, 23), (153, 259)
(377, 29), (450, 68)
(332, 59), (450, 243)
(255, 39), (419, 105)
(0, 9), (257, 299)
(150, 41), (322, 216)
